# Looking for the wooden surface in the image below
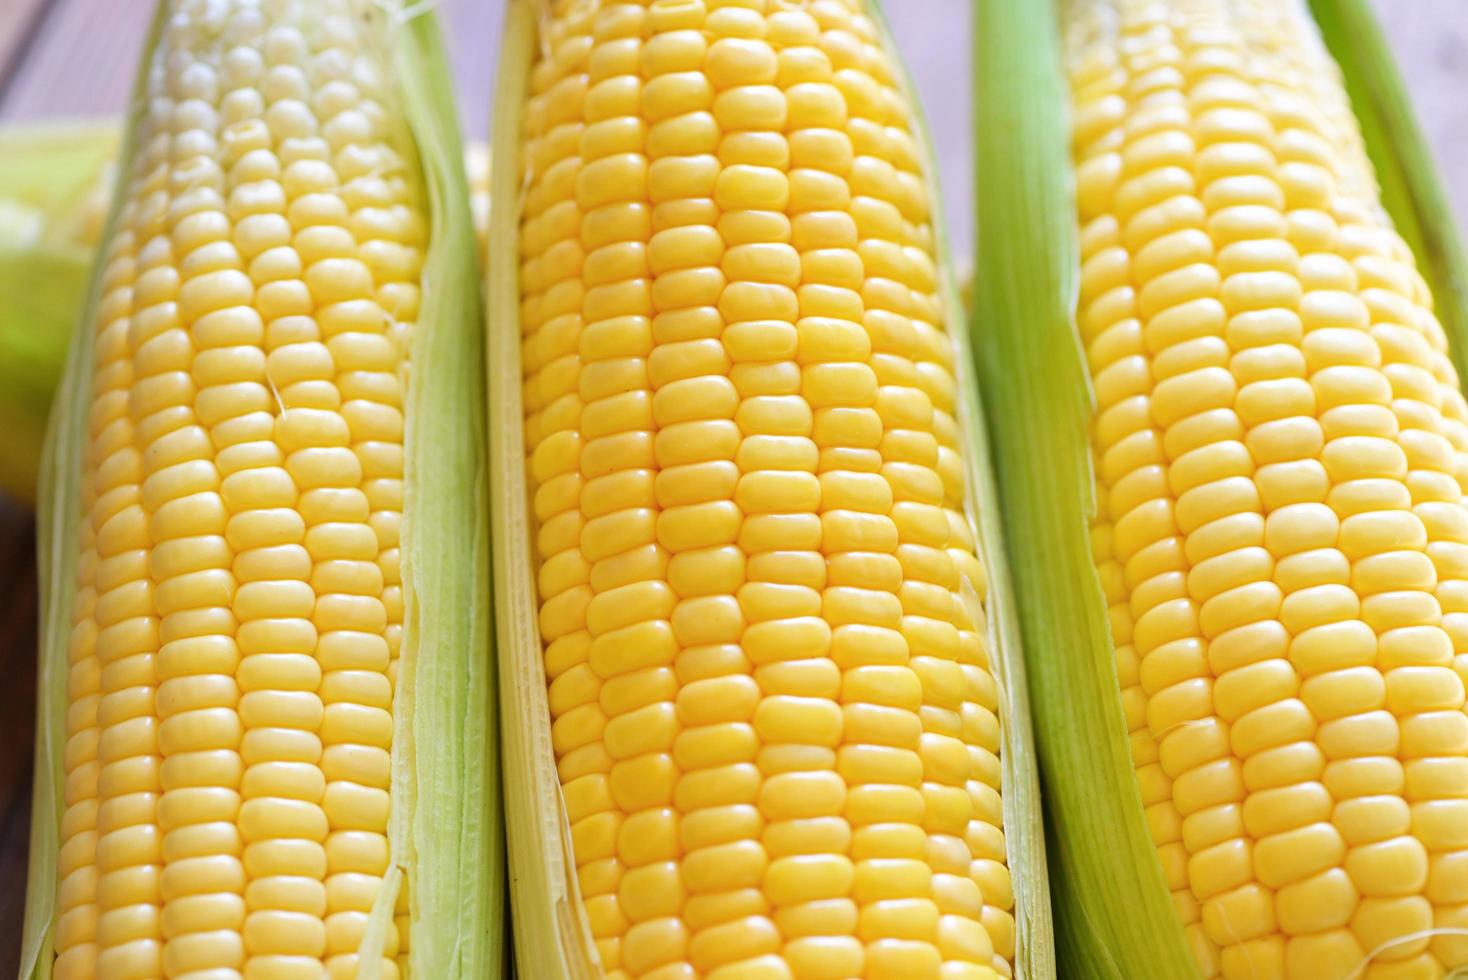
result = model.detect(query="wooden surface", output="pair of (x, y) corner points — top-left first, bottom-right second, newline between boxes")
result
(0, 0), (1463, 972)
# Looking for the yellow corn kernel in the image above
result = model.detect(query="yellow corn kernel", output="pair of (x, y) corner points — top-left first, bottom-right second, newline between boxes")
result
(515, 2), (1011, 978)
(1069, 0), (1468, 977)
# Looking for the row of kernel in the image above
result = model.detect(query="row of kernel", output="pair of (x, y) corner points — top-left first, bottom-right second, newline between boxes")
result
(1074, 2), (1215, 964)
(642, 2), (746, 978)
(522, 1), (594, 876)
(52, 81), (157, 980)
(221, 10), (377, 976)
(297, 11), (407, 976)
(1066, 0), (1178, 944)
(861, 7), (1014, 971)
(847, 5), (1016, 970)
(1125, 6), (1335, 976)
(149, 16), (246, 977)
(209, 4), (407, 975)
(305, 9), (427, 968)
(703, 4), (817, 978)
(818, 4), (955, 977)
(520, 3), (617, 976)
(822, 14), (948, 980)
(582, 4), (685, 978)
(1212, 5), (1413, 974)
(1114, 19), (1222, 966)
(1177, 11), (1331, 978)
(90, 19), (210, 973)
(1065, 0), (1148, 829)
(1074, 0), (1167, 845)
(1082, 3), (1268, 973)
(521, 13), (604, 970)
(214, 10), (339, 976)
(831, 1), (1012, 975)
(723, 7), (861, 979)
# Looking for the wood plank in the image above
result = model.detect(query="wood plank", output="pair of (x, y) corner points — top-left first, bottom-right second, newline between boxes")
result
(0, 0), (150, 120)
(0, 502), (38, 978)
(0, 0), (53, 99)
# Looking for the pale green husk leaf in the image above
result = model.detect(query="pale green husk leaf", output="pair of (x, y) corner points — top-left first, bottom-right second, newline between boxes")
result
(366, 3), (502, 977)
(487, 3), (602, 976)
(0, 120), (114, 245)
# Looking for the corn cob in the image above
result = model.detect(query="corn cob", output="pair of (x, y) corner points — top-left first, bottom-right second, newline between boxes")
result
(21, 2), (498, 978)
(488, 1), (1050, 978)
(978, 0), (1468, 977)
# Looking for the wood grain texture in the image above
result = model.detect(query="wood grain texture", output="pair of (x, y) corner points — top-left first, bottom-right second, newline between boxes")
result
(0, 0), (1463, 973)
(0, 502), (39, 977)
(0, 0), (150, 121)
(0, 0), (51, 99)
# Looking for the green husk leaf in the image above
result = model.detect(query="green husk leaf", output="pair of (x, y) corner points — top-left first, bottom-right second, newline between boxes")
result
(366, 3), (501, 978)
(22, 5), (500, 978)
(486, 3), (601, 976)
(972, 1), (1195, 976)
(1307, 0), (1468, 383)
(868, 1), (1054, 976)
